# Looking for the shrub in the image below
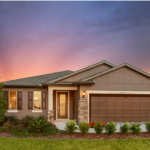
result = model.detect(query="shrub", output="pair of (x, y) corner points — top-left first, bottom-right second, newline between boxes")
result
(12, 129), (19, 136)
(65, 120), (77, 134)
(0, 83), (7, 123)
(101, 122), (107, 126)
(28, 118), (48, 133)
(89, 122), (94, 128)
(21, 115), (34, 127)
(0, 126), (9, 133)
(42, 127), (57, 136)
(21, 130), (29, 137)
(78, 121), (90, 135)
(37, 115), (45, 120)
(42, 123), (58, 135)
(6, 115), (18, 123)
(130, 123), (141, 135)
(3, 121), (14, 130)
(93, 122), (104, 135)
(120, 122), (130, 134)
(12, 124), (24, 136)
(145, 122), (150, 133)
(59, 130), (66, 134)
(105, 121), (116, 134)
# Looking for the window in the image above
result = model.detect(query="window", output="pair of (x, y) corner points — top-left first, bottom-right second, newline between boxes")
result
(33, 91), (41, 110)
(59, 94), (66, 116)
(9, 91), (17, 109)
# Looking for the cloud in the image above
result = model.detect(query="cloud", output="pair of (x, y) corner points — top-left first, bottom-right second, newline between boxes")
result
(0, 1), (150, 81)
(83, 2), (150, 34)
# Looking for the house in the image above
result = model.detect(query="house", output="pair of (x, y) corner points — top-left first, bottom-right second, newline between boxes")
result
(3, 60), (150, 124)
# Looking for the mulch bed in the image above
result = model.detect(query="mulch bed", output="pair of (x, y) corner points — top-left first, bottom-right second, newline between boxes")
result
(1, 132), (150, 140)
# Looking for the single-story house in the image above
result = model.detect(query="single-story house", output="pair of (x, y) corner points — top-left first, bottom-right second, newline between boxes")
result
(3, 60), (150, 124)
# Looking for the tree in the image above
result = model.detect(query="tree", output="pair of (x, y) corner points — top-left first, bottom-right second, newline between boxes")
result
(0, 82), (7, 122)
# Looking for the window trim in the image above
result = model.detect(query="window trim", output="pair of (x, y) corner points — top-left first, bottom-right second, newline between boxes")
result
(7, 110), (18, 113)
(33, 91), (42, 110)
(32, 110), (43, 113)
(9, 91), (17, 110)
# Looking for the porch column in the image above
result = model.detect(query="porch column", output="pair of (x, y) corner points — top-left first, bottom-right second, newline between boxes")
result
(48, 89), (53, 110)
(47, 88), (54, 123)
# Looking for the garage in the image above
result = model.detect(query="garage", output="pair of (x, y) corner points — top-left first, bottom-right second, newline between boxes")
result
(90, 94), (150, 122)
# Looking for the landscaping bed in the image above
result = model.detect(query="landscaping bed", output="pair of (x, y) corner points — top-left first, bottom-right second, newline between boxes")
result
(1, 115), (150, 140)
(2, 131), (150, 140)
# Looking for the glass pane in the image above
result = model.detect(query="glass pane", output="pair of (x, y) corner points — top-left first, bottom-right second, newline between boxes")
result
(34, 100), (41, 109)
(10, 91), (17, 100)
(10, 101), (17, 109)
(60, 94), (66, 116)
(34, 91), (41, 100)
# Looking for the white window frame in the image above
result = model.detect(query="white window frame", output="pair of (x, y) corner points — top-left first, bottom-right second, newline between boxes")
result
(9, 91), (17, 110)
(33, 91), (42, 110)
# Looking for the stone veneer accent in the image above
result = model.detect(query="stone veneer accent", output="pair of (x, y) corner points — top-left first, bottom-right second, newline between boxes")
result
(47, 110), (54, 123)
(78, 100), (88, 123)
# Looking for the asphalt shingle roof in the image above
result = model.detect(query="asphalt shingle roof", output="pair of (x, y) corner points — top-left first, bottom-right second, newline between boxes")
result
(4, 70), (73, 86)
(45, 81), (95, 85)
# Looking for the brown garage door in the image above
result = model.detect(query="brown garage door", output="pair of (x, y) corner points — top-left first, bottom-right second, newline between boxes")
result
(90, 94), (150, 122)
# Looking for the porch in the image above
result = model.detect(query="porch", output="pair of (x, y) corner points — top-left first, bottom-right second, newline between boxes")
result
(47, 86), (78, 123)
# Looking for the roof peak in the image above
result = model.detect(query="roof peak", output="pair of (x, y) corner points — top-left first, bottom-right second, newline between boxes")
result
(46, 60), (115, 83)
(81, 63), (150, 81)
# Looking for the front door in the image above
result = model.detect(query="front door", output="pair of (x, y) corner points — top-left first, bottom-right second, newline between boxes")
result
(57, 92), (68, 119)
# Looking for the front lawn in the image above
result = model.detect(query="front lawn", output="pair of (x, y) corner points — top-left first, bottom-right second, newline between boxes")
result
(0, 138), (150, 150)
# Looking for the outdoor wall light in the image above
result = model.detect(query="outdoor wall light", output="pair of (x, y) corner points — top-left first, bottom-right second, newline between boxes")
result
(82, 91), (85, 98)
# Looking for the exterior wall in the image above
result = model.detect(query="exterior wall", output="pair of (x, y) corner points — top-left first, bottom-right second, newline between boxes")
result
(80, 67), (150, 95)
(78, 67), (150, 123)
(4, 87), (48, 119)
(78, 100), (88, 123)
(59, 64), (111, 82)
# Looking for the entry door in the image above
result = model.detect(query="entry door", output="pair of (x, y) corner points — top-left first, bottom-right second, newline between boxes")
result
(57, 92), (68, 119)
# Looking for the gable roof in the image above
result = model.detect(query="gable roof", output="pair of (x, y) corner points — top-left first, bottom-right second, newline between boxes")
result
(46, 60), (115, 83)
(42, 81), (95, 86)
(81, 63), (150, 81)
(3, 70), (73, 87)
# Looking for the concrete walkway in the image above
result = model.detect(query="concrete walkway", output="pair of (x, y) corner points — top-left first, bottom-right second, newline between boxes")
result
(54, 122), (147, 133)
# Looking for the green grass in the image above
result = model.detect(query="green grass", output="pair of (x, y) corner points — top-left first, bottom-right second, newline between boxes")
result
(0, 138), (150, 150)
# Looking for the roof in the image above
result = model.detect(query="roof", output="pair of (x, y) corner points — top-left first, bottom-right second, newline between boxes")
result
(42, 81), (95, 86)
(46, 60), (115, 83)
(4, 61), (149, 87)
(3, 70), (73, 87)
(81, 63), (150, 81)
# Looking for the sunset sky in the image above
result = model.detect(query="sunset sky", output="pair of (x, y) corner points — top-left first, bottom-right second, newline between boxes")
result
(0, 1), (150, 82)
